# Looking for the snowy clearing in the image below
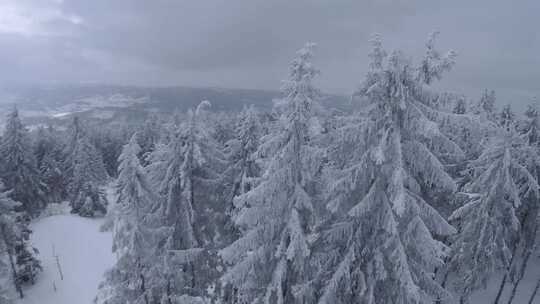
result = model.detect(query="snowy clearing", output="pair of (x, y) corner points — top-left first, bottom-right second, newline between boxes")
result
(17, 214), (114, 304)
(466, 257), (540, 304)
(15, 212), (540, 304)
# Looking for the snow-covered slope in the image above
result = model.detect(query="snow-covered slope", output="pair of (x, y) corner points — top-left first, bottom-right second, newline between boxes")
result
(466, 257), (540, 304)
(13, 200), (540, 304)
(17, 214), (114, 304)
(15, 210), (540, 304)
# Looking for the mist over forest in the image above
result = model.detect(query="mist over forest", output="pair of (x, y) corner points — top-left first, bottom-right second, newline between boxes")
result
(0, 1), (539, 304)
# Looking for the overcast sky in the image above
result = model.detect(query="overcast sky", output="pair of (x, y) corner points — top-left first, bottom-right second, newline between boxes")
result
(0, 0), (538, 109)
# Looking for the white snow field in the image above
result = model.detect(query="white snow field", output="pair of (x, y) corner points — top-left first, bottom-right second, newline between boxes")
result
(17, 214), (114, 304)
(13, 195), (540, 304)
(466, 258), (540, 304)
(18, 213), (540, 304)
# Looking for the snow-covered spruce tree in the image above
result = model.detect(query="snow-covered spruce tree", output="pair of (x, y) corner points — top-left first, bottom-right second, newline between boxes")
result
(137, 114), (162, 165)
(33, 125), (66, 204)
(39, 149), (66, 205)
(212, 111), (237, 146)
(146, 100), (229, 303)
(0, 181), (23, 301)
(417, 31), (457, 86)
(13, 224), (41, 288)
(0, 181), (41, 300)
(473, 89), (497, 121)
(445, 130), (540, 303)
(436, 104), (497, 162)
(33, 125), (61, 170)
(499, 104), (516, 131)
(97, 134), (162, 304)
(63, 116), (84, 180)
(312, 34), (463, 304)
(73, 182), (108, 217)
(504, 120), (540, 304)
(65, 116), (84, 156)
(219, 43), (325, 304)
(225, 105), (262, 216)
(90, 123), (129, 178)
(64, 117), (109, 216)
(220, 105), (265, 303)
(415, 86), (497, 160)
(521, 103), (539, 147)
(0, 108), (46, 217)
(452, 98), (467, 115)
(145, 143), (174, 194)
(323, 111), (368, 171)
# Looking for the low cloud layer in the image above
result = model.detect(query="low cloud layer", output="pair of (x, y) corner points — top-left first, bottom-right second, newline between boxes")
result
(0, 0), (538, 109)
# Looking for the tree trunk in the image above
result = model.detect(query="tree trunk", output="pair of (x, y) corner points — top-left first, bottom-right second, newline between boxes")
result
(166, 278), (173, 304)
(438, 276), (450, 303)
(494, 244), (519, 304)
(507, 205), (540, 304)
(140, 274), (149, 304)
(527, 276), (540, 304)
(493, 273), (508, 304)
(507, 249), (533, 304)
(139, 272), (148, 304)
(1, 225), (23, 299)
(7, 246), (23, 298)
(436, 264), (451, 304)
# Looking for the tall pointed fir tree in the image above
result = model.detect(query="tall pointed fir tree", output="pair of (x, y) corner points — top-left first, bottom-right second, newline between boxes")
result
(0, 181), (23, 301)
(220, 43), (325, 304)
(145, 100), (229, 303)
(452, 98), (467, 115)
(90, 125), (127, 178)
(137, 114), (162, 165)
(64, 117), (109, 217)
(312, 34), (463, 304)
(226, 105), (262, 217)
(499, 104), (515, 132)
(521, 103), (539, 147)
(97, 134), (162, 304)
(34, 126), (66, 204)
(444, 128), (540, 303)
(473, 89), (497, 121)
(0, 108), (46, 216)
(0, 181), (41, 300)
(65, 116), (83, 157)
(0, 109), (43, 295)
(498, 110), (540, 304)
(219, 105), (265, 303)
(33, 126), (58, 170)
(505, 127), (540, 304)
(39, 149), (65, 205)
(430, 91), (499, 160)
(447, 130), (539, 303)
(417, 31), (457, 86)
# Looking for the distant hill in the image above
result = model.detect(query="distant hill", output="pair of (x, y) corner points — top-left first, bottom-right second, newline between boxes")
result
(0, 84), (350, 126)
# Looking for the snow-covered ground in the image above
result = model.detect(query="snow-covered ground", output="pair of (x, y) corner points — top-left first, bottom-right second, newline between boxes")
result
(466, 258), (540, 304)
(17, 214), (114, 304)
(14, 196), (540, 304)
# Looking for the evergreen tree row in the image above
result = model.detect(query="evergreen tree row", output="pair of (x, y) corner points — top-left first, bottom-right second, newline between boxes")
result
(0, 32), (538, 304)
(0, 108), (128, 300)
(95, 34), (540, 304)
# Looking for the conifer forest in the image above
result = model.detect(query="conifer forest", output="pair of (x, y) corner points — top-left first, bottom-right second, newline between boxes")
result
(0, 1), (538, 304)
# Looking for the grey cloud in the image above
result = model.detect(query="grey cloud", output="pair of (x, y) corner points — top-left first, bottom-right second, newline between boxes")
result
(0, 0), (538, 110)
(60, 0), (413, 70)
